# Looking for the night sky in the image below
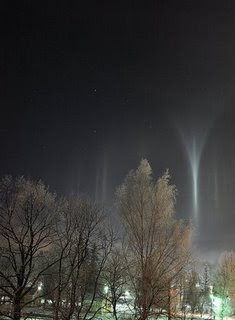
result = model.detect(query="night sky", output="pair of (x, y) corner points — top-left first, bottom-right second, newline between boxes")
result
(1, 1), (235, 258)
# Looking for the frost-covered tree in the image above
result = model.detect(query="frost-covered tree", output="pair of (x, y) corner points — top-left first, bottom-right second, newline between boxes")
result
(186, 270), (201, 317)
(116, 160), (191, 320)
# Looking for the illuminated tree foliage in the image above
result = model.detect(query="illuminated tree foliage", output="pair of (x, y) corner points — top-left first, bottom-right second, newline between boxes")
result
(213, 251), (235, 319)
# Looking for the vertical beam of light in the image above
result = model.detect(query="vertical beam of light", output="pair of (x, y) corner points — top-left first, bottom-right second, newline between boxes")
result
(175, 114), (216, 232)
(178, 131), (205, 228)
(101, 156), (107, 202)
(94, 152), (108, 203)
(214, 165), (218, 209)
(95, 169), (100, 201)
(189, 139), (200, 225)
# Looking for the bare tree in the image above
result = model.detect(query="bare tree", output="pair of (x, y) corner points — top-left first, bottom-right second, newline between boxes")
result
(49, 196), (114, 320)
(102, 246), (128, 320)
(77, 228), (114, 320)
(0, 176), (57, 320)
(116, 160), (191, 320)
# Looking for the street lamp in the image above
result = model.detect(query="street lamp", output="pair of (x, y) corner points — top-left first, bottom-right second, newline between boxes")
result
(38, 282), (43, 291)
(104, 285), (108, 294)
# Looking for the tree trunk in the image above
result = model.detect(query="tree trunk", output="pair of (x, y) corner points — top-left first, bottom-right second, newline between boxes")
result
(168, 289), (171, 320)
(113, 301), (118, 320)
(13, 296), (21, 320)
(139, 305), (148, 320)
